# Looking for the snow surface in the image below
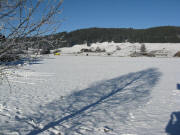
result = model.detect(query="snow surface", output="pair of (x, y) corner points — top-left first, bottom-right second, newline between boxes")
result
(0, 55), (180, 135)
(60, 42), (180, 57)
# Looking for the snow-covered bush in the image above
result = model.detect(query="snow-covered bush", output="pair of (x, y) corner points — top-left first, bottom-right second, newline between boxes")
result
(95, 47), (101, 52)
(80, 48), (92, 52)
(116, 46), (121, 50)
(95, 47), (106, 52)
(130, 51), (155, 57)
(130, 52), (142, 57)
(107, 52), (112, 56)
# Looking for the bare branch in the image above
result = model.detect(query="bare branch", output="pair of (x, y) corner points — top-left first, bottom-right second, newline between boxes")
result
(0, 0), (64, 60)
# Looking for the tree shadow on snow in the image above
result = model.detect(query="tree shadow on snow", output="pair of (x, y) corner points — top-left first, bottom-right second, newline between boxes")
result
(6, 68), (161, 134)
(166, 112), (180, 135)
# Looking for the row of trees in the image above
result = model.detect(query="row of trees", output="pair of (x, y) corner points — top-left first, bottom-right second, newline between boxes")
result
(58, 26), (180, 46)
(20, 26), (180, 52)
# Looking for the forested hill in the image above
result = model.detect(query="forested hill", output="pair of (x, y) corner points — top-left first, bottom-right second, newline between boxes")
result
(60, 26), (180, 46)
(21, 26), (180, 49)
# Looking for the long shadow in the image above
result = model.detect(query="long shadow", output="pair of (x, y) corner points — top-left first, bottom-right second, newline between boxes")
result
(0, 68), (161, 134)
(27, 68), (161, 135)
(166, 112), (180, 135)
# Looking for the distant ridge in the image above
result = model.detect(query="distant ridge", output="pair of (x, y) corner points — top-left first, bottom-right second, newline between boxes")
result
(24, 26), (180, 49)
(61, 26), (180, 46)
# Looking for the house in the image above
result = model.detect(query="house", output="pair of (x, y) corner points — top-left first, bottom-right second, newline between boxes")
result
(149, 49), (169, 57)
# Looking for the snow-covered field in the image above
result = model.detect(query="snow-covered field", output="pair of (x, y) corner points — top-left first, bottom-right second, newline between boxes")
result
(0, 55), (180, 135)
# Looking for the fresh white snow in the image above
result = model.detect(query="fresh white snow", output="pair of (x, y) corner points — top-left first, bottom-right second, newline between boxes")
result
(0, 47), (180, 134)
(60, 42), (180, 57)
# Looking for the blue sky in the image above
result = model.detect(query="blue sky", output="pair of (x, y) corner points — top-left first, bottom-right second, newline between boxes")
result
(59, 0), (180, 32)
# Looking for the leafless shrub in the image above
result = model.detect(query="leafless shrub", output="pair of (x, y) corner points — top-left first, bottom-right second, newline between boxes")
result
(0, 0), (63, 60)
(0, 0), (64, 86)
(95, 47), (105, 52)
(116, 46), (121, 50)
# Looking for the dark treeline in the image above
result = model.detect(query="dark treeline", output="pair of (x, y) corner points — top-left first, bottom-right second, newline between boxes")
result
(63, 26), (180, 46)
(10, 26), (180, 49)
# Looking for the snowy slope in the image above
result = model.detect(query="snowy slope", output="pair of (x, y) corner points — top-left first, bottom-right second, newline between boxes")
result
(0, 56), (180, 135)
(60, 42), (180, 57)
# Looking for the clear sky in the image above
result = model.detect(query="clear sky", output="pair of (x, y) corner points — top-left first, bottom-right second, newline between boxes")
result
(59, 0), (180, 32)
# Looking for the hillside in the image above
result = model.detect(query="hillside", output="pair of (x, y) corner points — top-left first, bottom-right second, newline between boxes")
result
(62, 26), (180, 46)
(59, 42), (180, 57)
(11, 26), (180, 50)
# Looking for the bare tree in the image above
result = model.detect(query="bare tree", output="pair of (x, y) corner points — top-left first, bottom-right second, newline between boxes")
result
(0, 0), (63, 60)
(0, 0), (64, 87)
